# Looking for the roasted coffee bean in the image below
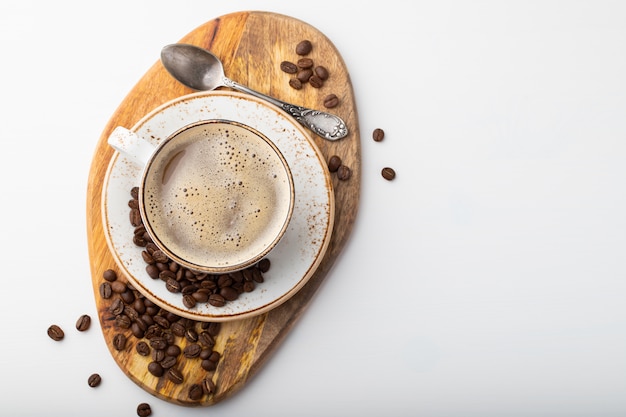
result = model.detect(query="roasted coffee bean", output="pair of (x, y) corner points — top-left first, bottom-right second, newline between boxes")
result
(103, 269), (118, 282)
(200, 348), (212, 360)
(166, 344), (181, 357)
(337, 165), (352, 181)
(220, 286), (239, 301)
(208, 293), (226, 307)
(182, 294), (197, 308)
(202, 377), (216, 395)
(146, 264), (160, 279)
(198, 331), (215, 348)
(188, 383), (204, 400)
(161, 355), (177, 369)
(140, 314), (154, 327)
(183, 343), (202, 359)
(257, 258), (271, 273)
(137, 402), (152, 417)
(309, 75), (323, 88)
(192, 291), (209, 303)
(280, 61), (298, 74)
(147, 361), (163, 377)
(144, 325), (162, 340)
(109, 297), (125, 315)
(153, 315), (170, 329)
(130, 186), (139, 200)
(131, 322), (146, 339)
(217, 274), (233, 288)
(133, 234), (147, 246)
(120, 289), (135, 304)
(243, 281), (255, 292)
(141, 251), (155, 264)
(207, 322), (221, 337)
(128, 198), (139, 209)
(328, 155), (342, 172)
(87, 373), (101, 388)
(201, 359), (217, 372)
(184, 328), (199, 343)
(297, 58), (314, 69)
(296, 68), (313, 83)
(75, 314), (91, 332)
(47, 324), (64, 341)
(323, 94), (339, 108)
(99, 282), (112, 299)
(170, 321), (186, 337)
(167, 367), (184, 384)
(115, 314), (131, 329)
(152, 348), (165, 362)
(152, 250), (168, 263)
(133, 299), (146, 315)
(296, 40), (312, 55)
(314, 65), (329, 80)
(149, 336), (168, 350)
(129, 208), (141, 227)
(111, 280), (127, 294)
(372, 128), (385, 142)
(381, 167), (396, 181)
(113, 333), (127, 351)
(165, 278), (181, 293)
(136, 341), (150, 356)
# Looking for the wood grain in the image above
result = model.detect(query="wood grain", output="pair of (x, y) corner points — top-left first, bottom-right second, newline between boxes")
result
(86, 11), (360, 406)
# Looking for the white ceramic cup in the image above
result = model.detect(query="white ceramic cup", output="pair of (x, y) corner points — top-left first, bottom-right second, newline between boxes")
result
(108, 119), (295, 274)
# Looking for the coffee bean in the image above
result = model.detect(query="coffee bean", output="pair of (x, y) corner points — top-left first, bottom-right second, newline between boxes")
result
(129, 208), (141, 227)
(309, 75), (323, 88)
(198, 331), (215, 348)
(182, 294), (197, 308)
(220, 286), (239, 301)
(145, 264), (160, 279)
(201, 359), (217, 371)
(257, 259), (271, 273)
(207, 322), (221, 337)
(130, 186), (139, 200)
(75, 314), (91, 332)
(208, 293), (226, 307)
(147, 361), (164, 377)
(109, 297), (124, 315)
(167, 367), (184, 384)
(280, 61), (298, 74)
(153, 315), (170, 329)
(202, 377), (216, 395)
(183, 343), (202, 359)
(165, 278), (181, 293)
(184, 328), (199, 343)
(103, 269), (117, 282)
(136, 341), (150, 356)
(337, 165), (352, 181)
(161, 355), (177, 369)
(99, 282), (112, 299)
(296, 39), (312, 55)
(137, 403), (152, 417)
(113, 333), (127, 351)
(328, 155), (342, 172)
(188, 383), (204, 400)
(297, 57), (314, 69)
(323, 94), (339, 108)
(166, 344), (181, 357)
(381, 167), (396, 181)
(373, 128), (385, 142)
(128, 199), (139, 209)
(87, 373), (101, 388)
(149, 336), (168, 350)
(47, 324), (64, 341)
(111, 280), (127, 294)
(115, 314), (131, 329)
(296, 68), (313, 83)
(314, 65), (329, 80)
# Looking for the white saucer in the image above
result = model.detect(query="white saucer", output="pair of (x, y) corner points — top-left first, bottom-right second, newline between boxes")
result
(102, 91), (334, 321)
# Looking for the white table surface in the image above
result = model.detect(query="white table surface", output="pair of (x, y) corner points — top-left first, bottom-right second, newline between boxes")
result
(2, 1), (625, 416)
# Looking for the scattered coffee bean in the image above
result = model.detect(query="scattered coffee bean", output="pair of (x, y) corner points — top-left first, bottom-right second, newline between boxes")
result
(208, 293), (226, 307)
(328, 155), (342, 172)
(113, 333), (127, 351)
(167, 367), (184, 384)
(103, 269), (118, 282)
(337, 165), (352, 181)
(111, 280), (127, 294)
(280, 60), (298, 74)
(309, 75), (323, 88)
(136, 341), (150, 356)
(99, 282), (112, 299)
(373, 128), (385, 142)
(297, 57), (314, 69)
(87, 373), (101, 388)
(188, 383), (204, 400)
(136, 402), (152, 417)
(288, 78), (302, 90)
(75, 314), (91, 332)
(323, 94), (339, 109)
(47, 324), (64, 341)
(314, 66), (329, 80)
(257, 259), (271, 273)
(381, 167), (396, 181)
(296, 68), (313, 83)
(202, 377), (216, 395)
(147, 361), (164, 377)
(295, 39), (312, 55)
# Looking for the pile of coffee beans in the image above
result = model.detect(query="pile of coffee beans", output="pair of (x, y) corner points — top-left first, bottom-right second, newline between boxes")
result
(128, 187), (270, 309)
(99, 267), (221, 401)
(280, 39), (340, 109)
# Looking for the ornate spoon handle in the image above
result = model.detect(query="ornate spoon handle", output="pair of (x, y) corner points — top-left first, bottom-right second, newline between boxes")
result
(224, 77), (348, 141)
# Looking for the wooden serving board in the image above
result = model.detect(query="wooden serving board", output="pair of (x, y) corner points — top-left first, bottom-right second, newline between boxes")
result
(86, 11), (360, 406)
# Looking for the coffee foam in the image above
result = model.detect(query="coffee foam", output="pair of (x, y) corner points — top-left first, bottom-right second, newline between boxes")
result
(141, 122), (293, 270)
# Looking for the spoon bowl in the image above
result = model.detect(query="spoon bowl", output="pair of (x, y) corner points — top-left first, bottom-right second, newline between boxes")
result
(161, 43), (348, 141)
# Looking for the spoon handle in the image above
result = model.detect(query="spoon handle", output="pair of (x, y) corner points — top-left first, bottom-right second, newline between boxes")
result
(223, 77), (348, 141)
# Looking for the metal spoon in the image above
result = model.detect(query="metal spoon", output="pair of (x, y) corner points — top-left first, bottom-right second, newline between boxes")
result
(160, 43), (348, 141)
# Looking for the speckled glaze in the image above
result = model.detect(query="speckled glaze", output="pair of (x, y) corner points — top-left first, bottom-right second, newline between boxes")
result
(102, 91), (334, 321)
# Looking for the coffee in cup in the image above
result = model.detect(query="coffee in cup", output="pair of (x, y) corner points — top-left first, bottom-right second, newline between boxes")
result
(108, 119), (294, 274)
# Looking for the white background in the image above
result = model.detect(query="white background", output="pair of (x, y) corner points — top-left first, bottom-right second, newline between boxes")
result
(1, 1), (625, 416)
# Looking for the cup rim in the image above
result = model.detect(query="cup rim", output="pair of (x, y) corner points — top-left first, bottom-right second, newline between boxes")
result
(137, 118), (295, 274)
